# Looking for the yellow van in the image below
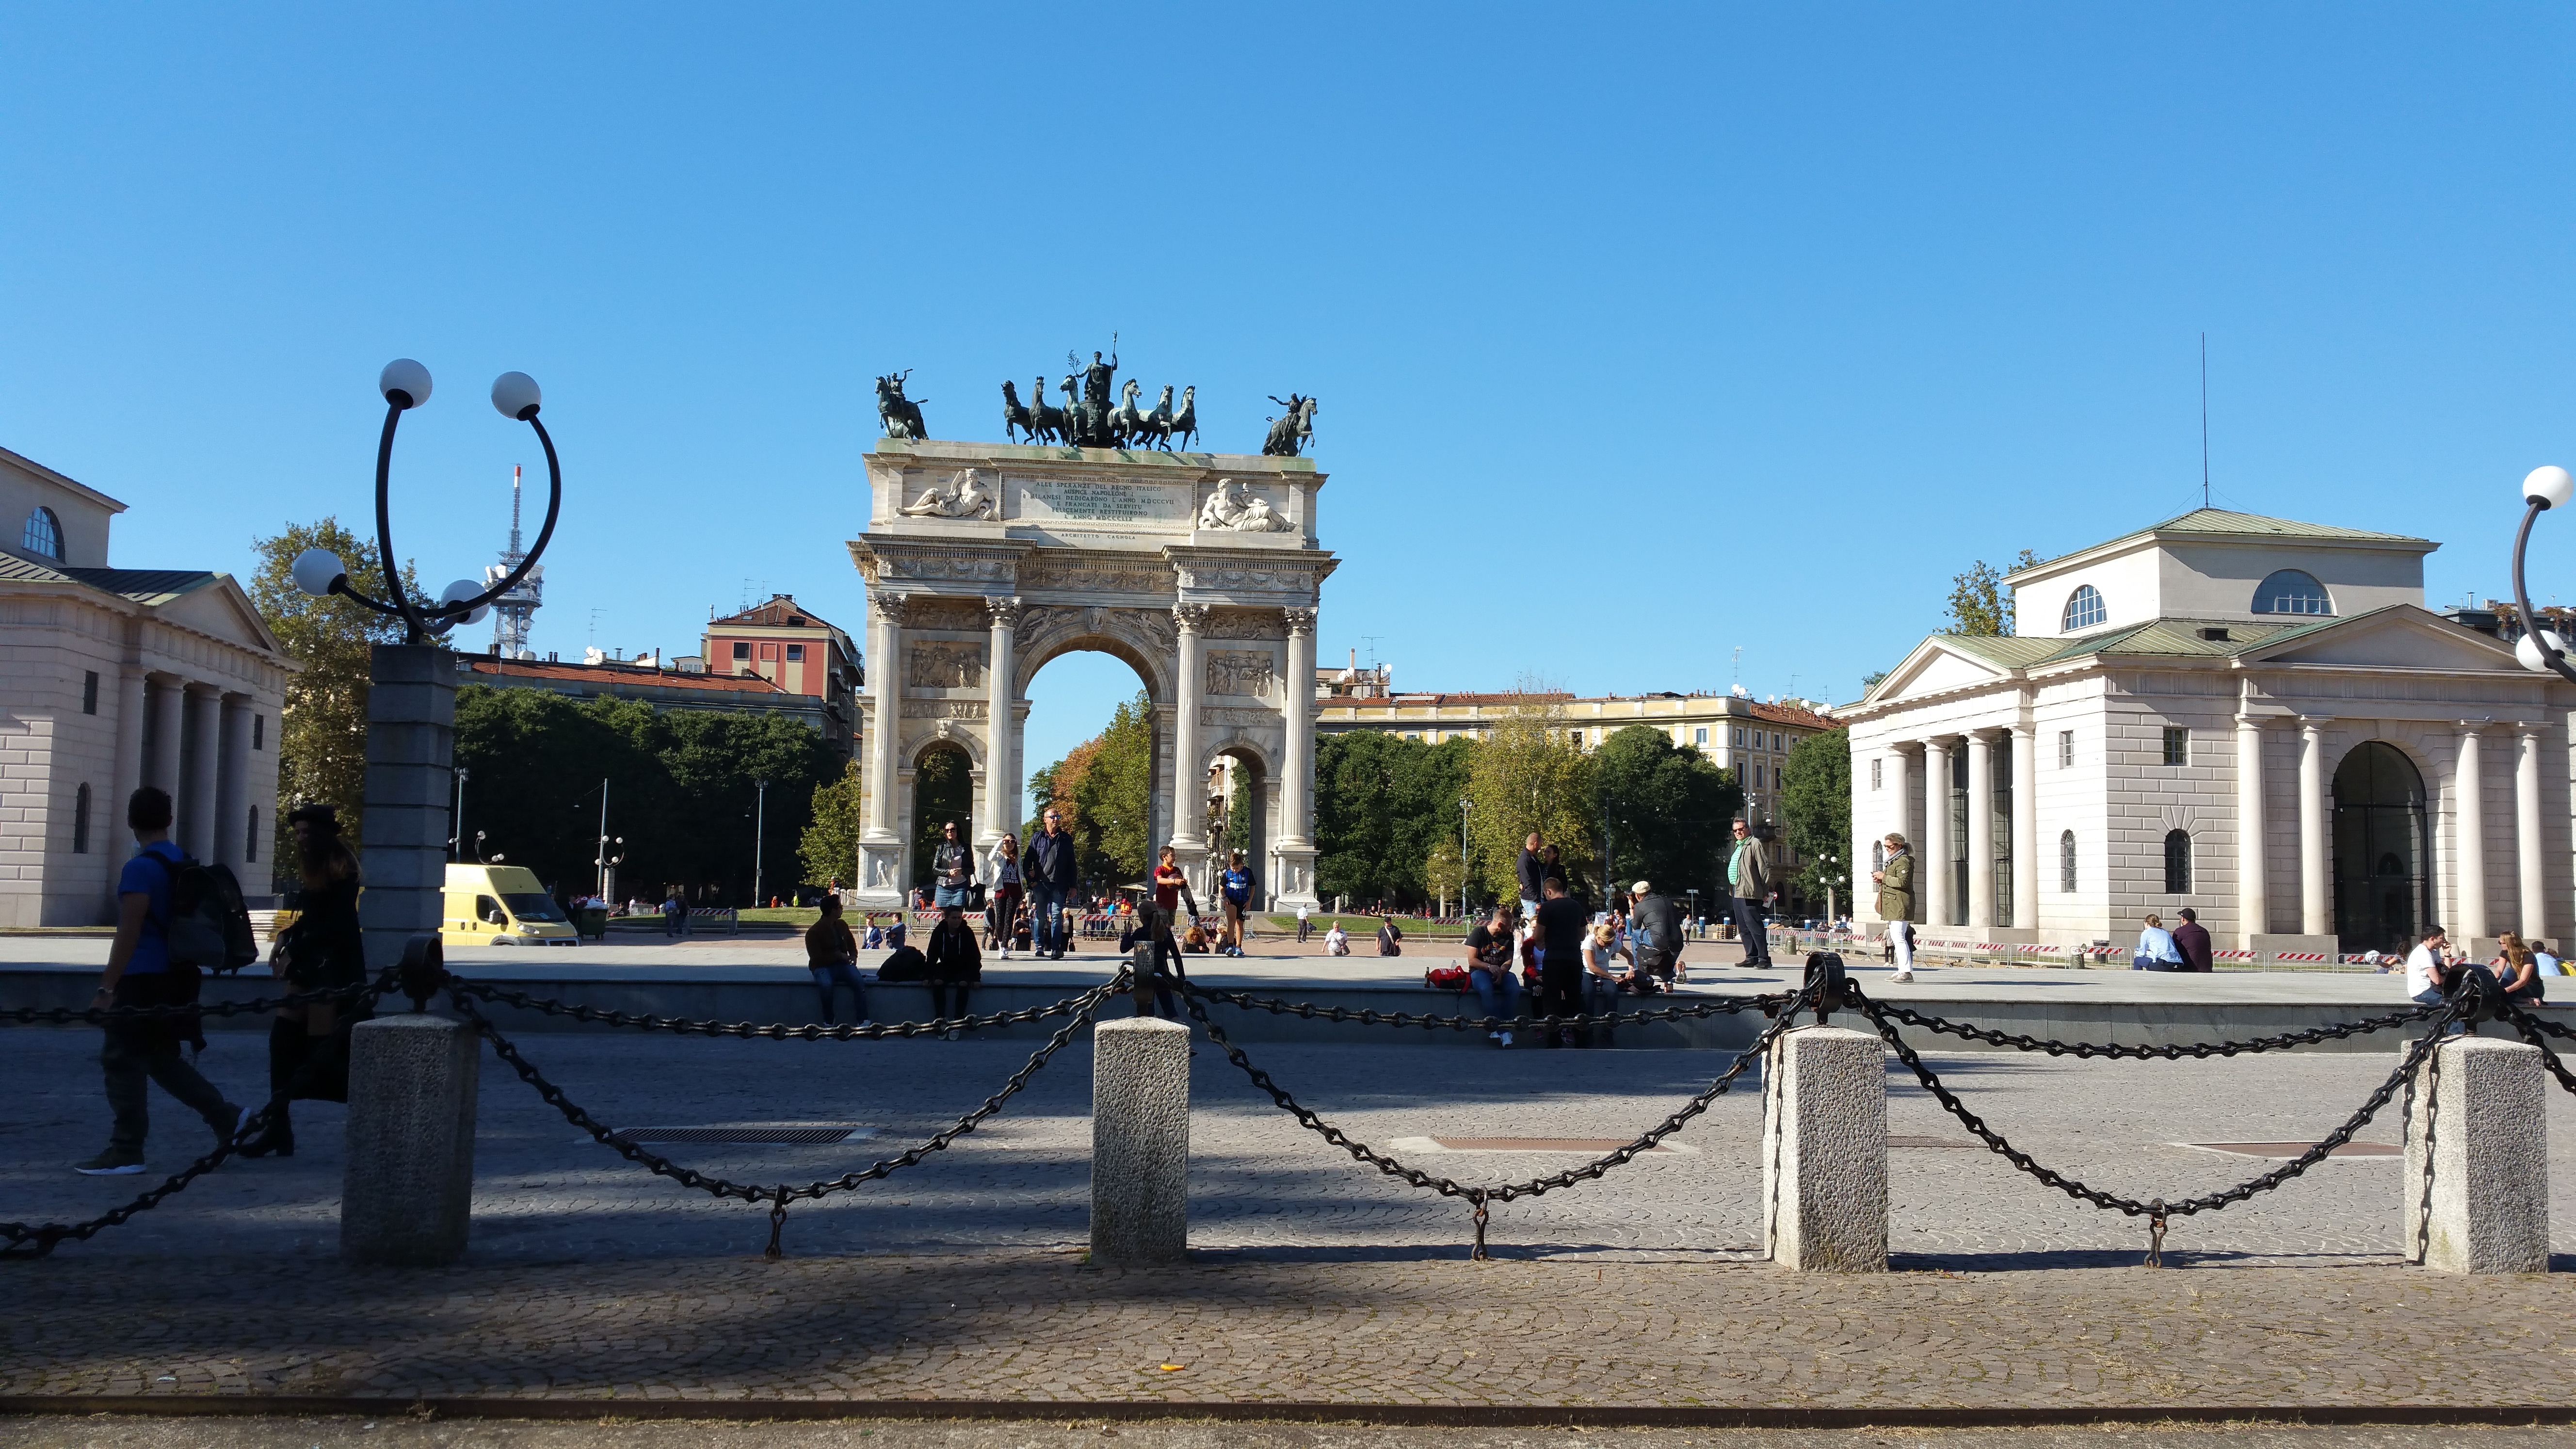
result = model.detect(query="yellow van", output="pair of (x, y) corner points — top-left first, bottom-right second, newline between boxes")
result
(441, 863), (580, 947)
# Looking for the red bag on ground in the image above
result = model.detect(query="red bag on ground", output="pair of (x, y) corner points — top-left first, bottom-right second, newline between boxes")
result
(1424, 966), (1469, 990)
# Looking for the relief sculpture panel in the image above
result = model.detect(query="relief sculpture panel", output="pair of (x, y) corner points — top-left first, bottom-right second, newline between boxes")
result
(1206, 649), (1277, 697)
(908, 641), (987, 689)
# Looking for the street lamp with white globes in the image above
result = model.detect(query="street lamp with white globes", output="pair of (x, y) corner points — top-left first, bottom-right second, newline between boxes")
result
(288, 360), (562, 644)
(2508, 466), (2576, 680)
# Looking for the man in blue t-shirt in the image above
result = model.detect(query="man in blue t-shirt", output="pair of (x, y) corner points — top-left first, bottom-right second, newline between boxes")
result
(1218, 851), (1255, 958)
(78, 786), (242, 1175)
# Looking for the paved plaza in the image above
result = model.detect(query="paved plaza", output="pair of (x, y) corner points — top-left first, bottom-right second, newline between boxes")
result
(7, 1009), (2576, 1413)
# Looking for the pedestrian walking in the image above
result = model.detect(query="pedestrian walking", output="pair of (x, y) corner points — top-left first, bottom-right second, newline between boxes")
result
(1872, 833), (1917, 982)
(1218, 851), (1255, 957)
(74, 787), (243, 1175)
(1463, 905), (1522, 1046)
(1324, 920), (1350, 956)
(238, 802), (369, 1159)
(1022, 807), (1079, 959)
(2172, 907), (2214, 973)
(925, 901), (982, 1038)
(1296, 900), (1312, 944)
(984, 831), (1023, 959)
(1727, 819), (1775, 967)
(663, 888), (688, 938)
(1375, 913), (1404, 956)
(1533, 877), (1589, 1048)
(805, 897), (870, 1026)
(2131, 914), (2185, 970)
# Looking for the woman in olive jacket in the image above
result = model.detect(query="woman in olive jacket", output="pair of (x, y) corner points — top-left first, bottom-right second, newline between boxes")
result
(1872, 833), (1917, 984)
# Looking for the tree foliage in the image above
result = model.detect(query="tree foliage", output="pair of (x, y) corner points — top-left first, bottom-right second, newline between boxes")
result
(908, 746), (973, 890)
(451, 686), (837, 904)
(1314, 731), (1474, 909)
(1464, 687), (1597, 903)
(1028, 690), (1156, 888)
(1592, 725), (1741, 908)
(1778, 726), (1853, 908)
(1422, 837), (1466, 915)
(1944, 549), (2042, 636)
(799, 758), (865, 891)
(247, 518), (419, 869)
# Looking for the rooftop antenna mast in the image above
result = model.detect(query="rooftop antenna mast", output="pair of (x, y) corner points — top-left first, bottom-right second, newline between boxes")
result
(2200, 332), (2210, 509)
(483, 464), (544, 659)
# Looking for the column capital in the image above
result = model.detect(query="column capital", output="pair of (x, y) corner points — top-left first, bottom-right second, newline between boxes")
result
(873, 592), (916, 629)
(2458, 718), (2497, 734)
(1280, 607), (1315, 637)
(984, 595), (1023, 628)
(1172, 602), (1209, 634)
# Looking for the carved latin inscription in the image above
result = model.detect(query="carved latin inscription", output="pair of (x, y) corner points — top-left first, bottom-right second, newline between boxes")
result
(1016, 477), (1189, 524)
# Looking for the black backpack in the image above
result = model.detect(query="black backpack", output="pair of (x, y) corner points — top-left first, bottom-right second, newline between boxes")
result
(150, 851), (260, 974)
(876, 944), (929, 982)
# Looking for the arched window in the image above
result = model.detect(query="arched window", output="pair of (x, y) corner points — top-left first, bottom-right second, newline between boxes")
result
(21, 506), (62, 560)
(2163, 829), (2191, 893)
(2059, 830), (2077, 892)
(2061, 584), (2106, 631)
(2253, 569), (2333, 616)
(72, 783), (91, 854)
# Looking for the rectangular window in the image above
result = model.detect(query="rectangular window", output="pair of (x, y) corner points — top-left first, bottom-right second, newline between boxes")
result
(253, 714), (264, 750)
(732, 642), (752, 660)
(82, 671), (98, 715)
(1694, 727), (1708, 745)
(1733, 727), (1745, 746)
(786, 644), (805, 661)
(1871, 758), (1883, 790)
(2058, 729), (2073, 768)
(1772, 732), (1784, 752)
(246, 807), (259, 863)
(1753, 763), (1765, 788)
(2162, 726), (2189, 766)
(1403, 731), (1419, 741)
(72, 783), (91, 854)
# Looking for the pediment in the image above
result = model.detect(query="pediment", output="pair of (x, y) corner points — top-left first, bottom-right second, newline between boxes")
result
(2243, 606), (2520, 673)
(158, 576), (285, 657)
(1872, 640), (2012, 705)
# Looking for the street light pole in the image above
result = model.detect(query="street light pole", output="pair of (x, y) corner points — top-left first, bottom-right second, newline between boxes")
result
(1459, 796), (1473, 916)
(753, 777), (769, 908)
(595, 777), (610, 899)
(2511, 467), (2576, 682)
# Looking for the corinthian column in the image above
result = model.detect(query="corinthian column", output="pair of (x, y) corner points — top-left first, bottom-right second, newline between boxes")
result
(1169, 603), (1207, 853)
(982, 597), (1020, 850)
(855, 593), (909, 907)
(1276, 607), (1319, 908)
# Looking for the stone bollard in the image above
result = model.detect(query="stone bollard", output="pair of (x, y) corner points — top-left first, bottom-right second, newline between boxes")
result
(1091, 1016), (1190, 1265)
(341, 1013), (480, 1266)
(2402, 1035), (2549, 1274)
(1761, 1025), (1888, 1272)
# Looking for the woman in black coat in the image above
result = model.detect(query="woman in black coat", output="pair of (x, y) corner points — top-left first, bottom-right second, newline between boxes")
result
(239, 802), (371, 1158)
(925, 902), (982, 1040)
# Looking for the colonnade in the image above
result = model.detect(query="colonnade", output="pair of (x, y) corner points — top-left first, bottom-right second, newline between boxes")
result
(1881, 726), (2041, 930)
(108, 668), (265, 886)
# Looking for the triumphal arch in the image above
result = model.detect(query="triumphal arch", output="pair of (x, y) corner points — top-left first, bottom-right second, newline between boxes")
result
(845, 436), (1334, 912)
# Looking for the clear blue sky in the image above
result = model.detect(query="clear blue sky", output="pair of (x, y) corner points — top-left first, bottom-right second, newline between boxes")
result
(7, 5), (2574, 808)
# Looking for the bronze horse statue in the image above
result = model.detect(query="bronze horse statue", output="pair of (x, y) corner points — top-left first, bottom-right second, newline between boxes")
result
(1168, 386), (1199, 450)
(1026, 375), (1068, 444)
(1000, 380), (1034, 443)
(876, 371), (928, 440)
(1262, 393), (1316, 457)
(1134, 385), (1176, 450)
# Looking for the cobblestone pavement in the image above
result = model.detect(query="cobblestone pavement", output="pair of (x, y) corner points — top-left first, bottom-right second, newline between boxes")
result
(8, 1023), (2576, 1410)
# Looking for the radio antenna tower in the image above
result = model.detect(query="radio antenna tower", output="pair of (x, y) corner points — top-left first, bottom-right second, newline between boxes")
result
(484, 465), (545, 658)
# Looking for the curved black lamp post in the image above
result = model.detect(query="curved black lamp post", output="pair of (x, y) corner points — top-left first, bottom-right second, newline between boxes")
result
(2510, 466), (2576, 681)
(289, 359), (562, 643)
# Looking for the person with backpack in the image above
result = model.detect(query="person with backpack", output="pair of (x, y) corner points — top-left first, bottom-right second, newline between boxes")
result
(76, 786), (246, 1175)
(236, 802), (370, 1159)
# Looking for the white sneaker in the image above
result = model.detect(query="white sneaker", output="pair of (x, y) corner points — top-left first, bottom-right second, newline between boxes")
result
(1889, 971), (1914, 983)
(1000, 948), (1012, 959)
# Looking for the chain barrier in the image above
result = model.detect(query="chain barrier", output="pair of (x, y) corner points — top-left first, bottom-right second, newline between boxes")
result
(1847, 980), (2471, 1265)
(448, 979), (1111, 1040)
(2498, 1003), (2576, 1097)
(2, 972), (395, 1260)
(1864, 998), (2445, 1060)
(450, 974), (1122, 1257)
(0, 978), (384, 1027)
(1184, 983), (1795, 1035)
(1181, 979), (1819, 1260)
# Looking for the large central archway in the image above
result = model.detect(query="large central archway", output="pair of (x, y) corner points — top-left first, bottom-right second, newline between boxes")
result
(845, 438), (1336, 912)
(2333, 740), (2431, 956)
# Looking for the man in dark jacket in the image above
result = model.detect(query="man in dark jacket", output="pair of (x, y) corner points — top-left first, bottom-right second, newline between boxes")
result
(1516, 833), (1546, 919)
(2172, 907), (2214, 973)
(1021, 807), (1080, 959)
(1628, 881), (1683, 983)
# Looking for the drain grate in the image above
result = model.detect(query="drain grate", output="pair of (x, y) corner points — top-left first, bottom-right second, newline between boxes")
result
(2189, 1141), (2399, 1159)
(613, 1125), (862, 1144)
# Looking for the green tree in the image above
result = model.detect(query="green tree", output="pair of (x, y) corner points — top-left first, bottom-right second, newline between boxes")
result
(800, 758), (865, 891)
(1464, 687), (1596, 902)
(1945, 548), (2042, 636)
(1029, 691), (1156, 889)
(1314, 731), (1474, 909)
(1778, 726), (1853, 912)
(1422, 837), (1466, 916)
(247, 518), (419, 867)
(1592, 724), (1741, 909)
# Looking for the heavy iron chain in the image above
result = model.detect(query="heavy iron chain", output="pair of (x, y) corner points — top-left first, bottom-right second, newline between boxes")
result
(449, 979), (1111, 1039)
(1849, 981), (2471, 1265)
(2498, 1003), (2576, 1097)
(0, 978), (385, 1027)
(1182, 980), (1819, 1261)
(1, 972), (395, 1260)
(2413, 1031), (2443, 1266)
(1864, 998), (2445, 1060)
(449, 975), (1122, 1257)
(1185, 984), (1794, 1035)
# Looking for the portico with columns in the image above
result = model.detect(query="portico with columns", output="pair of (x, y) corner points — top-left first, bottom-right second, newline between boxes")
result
(845, 440), (1333, 911)
(1, 444), (290, 925)
(1847, 510), (2576, 960)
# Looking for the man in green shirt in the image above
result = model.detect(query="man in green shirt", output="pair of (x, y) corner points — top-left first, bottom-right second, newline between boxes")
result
(1726, 819), (1773, 968)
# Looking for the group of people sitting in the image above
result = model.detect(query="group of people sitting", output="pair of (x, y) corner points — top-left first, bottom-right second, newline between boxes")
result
(2402, 924), (2558, 1008)
(1444, 876), (1689, 1048)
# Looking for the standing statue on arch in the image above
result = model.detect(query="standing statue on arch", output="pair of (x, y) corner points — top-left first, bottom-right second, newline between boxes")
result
(1262, 394), (1317, 457)
(876, 371), (929, 440)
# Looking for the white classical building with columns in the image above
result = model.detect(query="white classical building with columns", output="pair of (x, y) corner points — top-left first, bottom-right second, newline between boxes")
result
(1845, 509), (2574, 961)
(0, 445), (290, 925)
(845, 439), (1332, 910)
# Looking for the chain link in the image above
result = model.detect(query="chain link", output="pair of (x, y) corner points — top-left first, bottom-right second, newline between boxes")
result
(1185, 983), (1794, 1035)
(1866, 998), (2445, 1060)
(0, 977), (384, 1027)
(1, 972), (395, 1259)
(1183, 981), (1818, 1257)
(451, 975), (1120, 1256)
(450, 980), (1111, 1039)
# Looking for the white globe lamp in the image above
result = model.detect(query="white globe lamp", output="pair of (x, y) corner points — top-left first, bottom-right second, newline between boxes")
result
(490, 371), (542, 420)
(290, 547), (347, 598)
(378, 358), (434, 410)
